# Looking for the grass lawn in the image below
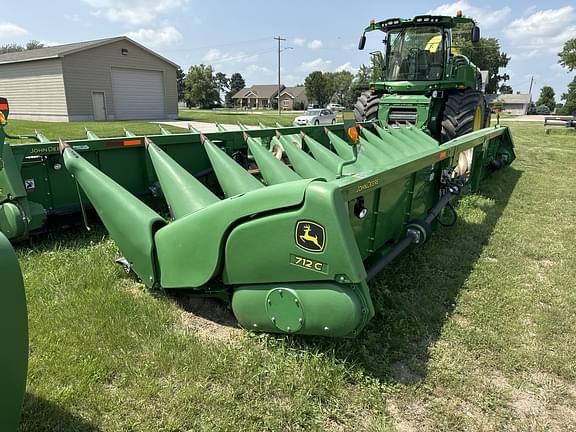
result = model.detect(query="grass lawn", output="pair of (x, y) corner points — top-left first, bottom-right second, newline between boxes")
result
(6, 119), (185, 144)
(13, 121), (576, 431)
(179, 108), (310, 127)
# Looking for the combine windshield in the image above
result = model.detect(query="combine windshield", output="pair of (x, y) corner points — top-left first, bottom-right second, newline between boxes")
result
(385, 26), (445, 81)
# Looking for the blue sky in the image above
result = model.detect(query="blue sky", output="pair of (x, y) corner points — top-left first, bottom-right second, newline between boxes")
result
(1, 0), (575, 99)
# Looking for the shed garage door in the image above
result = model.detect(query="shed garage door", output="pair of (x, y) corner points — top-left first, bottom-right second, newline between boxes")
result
(111, 68), (165, 120)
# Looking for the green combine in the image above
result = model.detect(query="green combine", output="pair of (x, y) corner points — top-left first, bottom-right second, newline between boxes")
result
(356, 12), (490, 177)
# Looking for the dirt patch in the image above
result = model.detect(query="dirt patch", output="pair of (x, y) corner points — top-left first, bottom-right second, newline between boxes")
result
(176, 297), (242, 343)
(486, 371), (576, 430)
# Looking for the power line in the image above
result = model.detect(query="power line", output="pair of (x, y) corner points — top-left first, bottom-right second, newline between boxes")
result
(162, 37), (271, 53)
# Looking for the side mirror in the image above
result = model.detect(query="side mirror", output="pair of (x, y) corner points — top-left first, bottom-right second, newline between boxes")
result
(358, 34), (366, 50)
(471, 26), (480, 43)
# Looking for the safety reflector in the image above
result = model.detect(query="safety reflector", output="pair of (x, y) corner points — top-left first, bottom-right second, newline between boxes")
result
(437, 150), (449, 160)
(123, 139), (141, 146)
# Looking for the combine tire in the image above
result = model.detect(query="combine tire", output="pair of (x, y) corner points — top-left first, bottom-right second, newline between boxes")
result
(441, 90), (486, 176)
(354, 91), (380, 122)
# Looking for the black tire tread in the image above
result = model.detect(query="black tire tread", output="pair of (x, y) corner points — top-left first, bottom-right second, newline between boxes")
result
(354, 91), (380, 122)
(440, 90), (485, 143)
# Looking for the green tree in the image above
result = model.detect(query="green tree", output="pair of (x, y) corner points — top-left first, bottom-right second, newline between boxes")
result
(0, 40), (44, 54)
(453, 23), (509, 93)
(346, 64), (371, 107)
(184, 64), (219, 109)
(459, 38), (510, 94)
(176, 67), (186, 102)
(214, 72), (230, 103)
(225, 72), (246, 107)
(558, 38), (576, 71)
(304, 71), (335, 107)
(499, 84), (513, 94)
(560, 76), (576, 115)
(536, 86), (556, 111)
(328, 70), (353, 105)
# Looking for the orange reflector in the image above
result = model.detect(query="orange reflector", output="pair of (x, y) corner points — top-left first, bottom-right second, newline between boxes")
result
(123, 139), (141, 146)
(437, 151), (449, 160)
(0, 112), (5, 124)
(0, 103), (8, 110)
(347, 126), (359, 143)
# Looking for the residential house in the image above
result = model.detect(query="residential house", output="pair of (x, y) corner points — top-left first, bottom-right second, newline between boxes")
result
(232, 85), (284, 109)
(277, 86), (308, 111)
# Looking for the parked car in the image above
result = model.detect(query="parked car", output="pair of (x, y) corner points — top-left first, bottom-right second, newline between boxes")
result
(307, 104), (320, 109)
(326, 103), (344, 112)
(294, 109), (337, 126)
(527, 106), (537, 115)
(536, 105), (551, 115)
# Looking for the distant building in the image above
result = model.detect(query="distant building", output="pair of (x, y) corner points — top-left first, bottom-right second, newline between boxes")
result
(277, 86), (308, 111)
(486, 93), (531, 115)
(232, 85), (284, 109)
(0, 37), (178, 121)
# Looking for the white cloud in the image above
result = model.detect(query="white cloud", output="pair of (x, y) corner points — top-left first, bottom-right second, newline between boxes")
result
(307, 39), (323, 49)
(335, 62), (358, 74)
(245, 64), (272, 75)
(40, 40), (67, 47)
(0, 22), (28, 38)
(428, 1), (511, 29)
(202, 48), (258, 64)
(293, 38), (306, 47)
(504, 6), (576, 54)
(83, 0), (188, 25)
(126, 26), (182, 47)
(65, 13), (81, 22)
(297, 58), (332, 73)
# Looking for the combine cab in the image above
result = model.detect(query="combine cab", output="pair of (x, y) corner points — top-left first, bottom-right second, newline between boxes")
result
(0, 90), (514, 337)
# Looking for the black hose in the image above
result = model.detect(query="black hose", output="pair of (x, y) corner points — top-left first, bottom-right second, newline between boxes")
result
(366, 230), (420, 281)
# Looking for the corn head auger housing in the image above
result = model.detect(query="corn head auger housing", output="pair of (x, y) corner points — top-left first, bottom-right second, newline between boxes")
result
(0, 98), (515, 337)
(0, 232), (28, 430)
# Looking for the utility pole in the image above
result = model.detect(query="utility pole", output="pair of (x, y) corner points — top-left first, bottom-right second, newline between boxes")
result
(274, 36), (286, 115)
(528, 75), (534, 101)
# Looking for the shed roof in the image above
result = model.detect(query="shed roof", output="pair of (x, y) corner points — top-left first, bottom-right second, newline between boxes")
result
(0, 36), (178, 68)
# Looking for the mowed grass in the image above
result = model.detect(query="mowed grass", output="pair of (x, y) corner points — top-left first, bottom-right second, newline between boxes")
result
(14, 121), (576, 431)
(178, 108), (301, 127)
(6, 119), (185, 144)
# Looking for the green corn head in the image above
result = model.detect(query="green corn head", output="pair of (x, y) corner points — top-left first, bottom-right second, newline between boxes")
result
(0, 97), (515, 337)
(0, 232), (28, 430)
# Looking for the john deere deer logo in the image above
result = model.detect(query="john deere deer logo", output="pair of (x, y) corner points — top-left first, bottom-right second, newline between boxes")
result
(295, 221), (326, 253)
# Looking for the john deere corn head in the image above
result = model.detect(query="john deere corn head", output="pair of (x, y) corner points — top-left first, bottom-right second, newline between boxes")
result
(0, 232), (28, 430)
(0, 98), (515, 337)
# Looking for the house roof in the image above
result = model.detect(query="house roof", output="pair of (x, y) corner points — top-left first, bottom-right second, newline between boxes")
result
(0, 36), (179, 68)
(278, 86), (306, 99)
(232, 84), (285, 99)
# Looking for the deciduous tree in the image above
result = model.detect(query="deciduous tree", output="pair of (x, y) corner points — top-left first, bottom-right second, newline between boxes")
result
(558, 38), (576, 71)
(184, 64), (219, 109)
(536, 86), (556, 111)
(304, 71), (335, 107)
(225, 73), (246, 107)
(0, 40), (44, 54)
(560, 77), (576, 115)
